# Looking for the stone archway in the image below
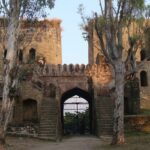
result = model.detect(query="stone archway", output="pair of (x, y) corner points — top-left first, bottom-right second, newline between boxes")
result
(61, 87), (94, 136)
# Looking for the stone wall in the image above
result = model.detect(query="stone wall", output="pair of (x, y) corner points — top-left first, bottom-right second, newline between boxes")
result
(137, 61), (150, 109)
(0, 19), (62, 67)
(125, 115), (150, 132)
(87, 20), (150, 109)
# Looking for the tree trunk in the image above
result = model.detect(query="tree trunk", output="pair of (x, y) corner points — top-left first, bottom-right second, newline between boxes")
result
(111, 61), (125, 145)
(0, 1), (19, 144)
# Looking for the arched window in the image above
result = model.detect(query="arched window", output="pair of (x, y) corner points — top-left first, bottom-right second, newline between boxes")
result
(29, 48), (36, 62)
(140, 49), (146, 61)
(18, 50), (23, 62)
(140, 71), (148, 86)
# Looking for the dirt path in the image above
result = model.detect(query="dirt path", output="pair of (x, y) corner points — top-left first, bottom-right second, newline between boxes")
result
(6, 136), (104, 150)
(6, 135), (150, 150)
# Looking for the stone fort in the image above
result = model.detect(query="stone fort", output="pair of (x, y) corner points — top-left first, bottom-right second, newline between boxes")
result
(0, 18), (149, 140)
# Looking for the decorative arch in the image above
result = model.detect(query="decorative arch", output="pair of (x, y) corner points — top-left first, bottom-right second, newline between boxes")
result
(23, 99), (38, 123)
(61, 87), (93, 135)
(61, 87), (91, 104)
(29, 48), (36, 62)
(140, 71), (148, 86)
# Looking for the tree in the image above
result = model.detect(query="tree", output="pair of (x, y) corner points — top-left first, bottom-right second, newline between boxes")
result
(0, 0), (55, 146)
(95, 0), (149, 145)
(79, 0), (149, 145)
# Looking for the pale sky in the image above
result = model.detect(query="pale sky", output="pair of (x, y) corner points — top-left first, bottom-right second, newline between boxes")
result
(49, 0), (150, 64)
(49, 0), (100, 64)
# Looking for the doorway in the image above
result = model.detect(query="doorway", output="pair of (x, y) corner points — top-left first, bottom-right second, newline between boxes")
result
(63, 95), (89, 135)
(61, 88), (93, 136)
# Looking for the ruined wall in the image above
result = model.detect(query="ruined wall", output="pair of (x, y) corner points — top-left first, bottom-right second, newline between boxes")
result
(137, 61), (150, 109)
(0, 18), (63, 123)
(87, 20), (150, 109)
(87, 21), (149, 64)
(0, 19), (62, 67)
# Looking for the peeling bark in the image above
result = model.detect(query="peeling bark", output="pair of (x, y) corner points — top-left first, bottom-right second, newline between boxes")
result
(0, 0), (19, 144)
(111, 61), (125, 145)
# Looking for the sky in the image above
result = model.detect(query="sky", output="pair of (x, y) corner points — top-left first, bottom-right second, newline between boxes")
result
(49, 0), (150, 64)
(49, 0), (100, 64)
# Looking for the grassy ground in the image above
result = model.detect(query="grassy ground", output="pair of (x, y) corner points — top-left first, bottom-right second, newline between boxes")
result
(97, 131), (150, 150)
(140, 109), (150, 115)
(5, 131), (150, 150)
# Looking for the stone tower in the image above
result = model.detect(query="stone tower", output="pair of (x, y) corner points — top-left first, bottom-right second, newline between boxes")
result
(0, 18), (62, 71)
(87, 19), (150, 109)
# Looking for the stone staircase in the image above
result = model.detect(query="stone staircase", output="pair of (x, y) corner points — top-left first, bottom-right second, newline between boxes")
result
(39, 98), (58, 140)
(96, 96), (114, 136)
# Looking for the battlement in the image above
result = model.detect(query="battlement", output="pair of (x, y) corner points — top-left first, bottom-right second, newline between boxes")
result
(36, 64), (87, 76)
(35, 63), (113, 80)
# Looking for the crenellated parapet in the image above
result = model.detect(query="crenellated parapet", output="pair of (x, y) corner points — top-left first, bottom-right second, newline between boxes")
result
(34, 63), (113, 82)
(35, 64), (87, 76)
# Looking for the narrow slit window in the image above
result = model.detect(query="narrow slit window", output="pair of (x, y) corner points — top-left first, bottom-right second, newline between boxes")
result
(29, 48), (36, 62)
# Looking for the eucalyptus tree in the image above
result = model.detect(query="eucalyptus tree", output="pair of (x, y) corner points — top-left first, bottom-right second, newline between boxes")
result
(0, 0), (55, 145)
(94, 0), (149, 145)
(79, 0), (149, 145)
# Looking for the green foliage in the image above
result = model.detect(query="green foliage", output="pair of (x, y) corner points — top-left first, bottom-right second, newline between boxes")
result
(97, 16), (106, 31)
(140, 109), (150, 115)
(129, 0), (145, 9)
(64, 108), (90, 135)
(0, 0), (55, 20)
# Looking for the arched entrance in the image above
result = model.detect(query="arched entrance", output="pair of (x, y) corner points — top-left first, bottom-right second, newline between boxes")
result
(61, 87), (93, 136)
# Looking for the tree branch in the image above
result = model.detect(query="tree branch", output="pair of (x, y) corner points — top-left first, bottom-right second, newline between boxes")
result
(99, 0), (104, 16)
(2, 0), (9, 15)
(95, 12), (113, 64)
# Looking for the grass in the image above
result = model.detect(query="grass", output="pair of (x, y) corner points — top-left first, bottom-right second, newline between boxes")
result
(95, 131), (150, 150)
(140, 109), (150, 115)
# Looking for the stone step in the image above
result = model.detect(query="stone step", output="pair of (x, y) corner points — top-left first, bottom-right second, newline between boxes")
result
(41, 108), (56, 110)
(99, 120), (113, 123)
(38, 135), (56, 140)
(40, 114), (57, 116)
(40, 125), (56, 128)
(40, 118), (57, 121)
(39, 132), (56, 135)
(39, 135), (56, 138)
(39, 129), (56, 132)
(41, 103), (57, 106)
(39, 100), (58, 140)
(41, 112), (57, 114)
(41, 106), (57, 108)
(100, 124), (113, 128)
(40, 122), (56, 125)
(99, 115), (113, 118)
(100, 131), (113, 135)
(40, 123), (56, 126)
